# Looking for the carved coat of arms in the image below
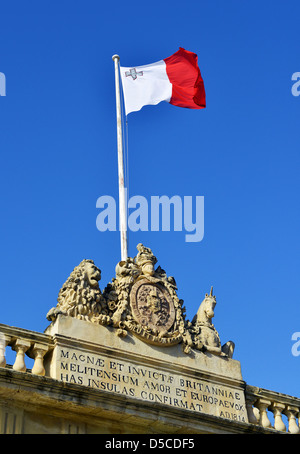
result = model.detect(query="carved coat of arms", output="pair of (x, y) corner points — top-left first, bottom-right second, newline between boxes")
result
(130, 281), (175, 333)
(105, 243), (188, 347)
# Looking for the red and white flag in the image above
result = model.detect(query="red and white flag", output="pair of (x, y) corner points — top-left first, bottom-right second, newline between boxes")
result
(120, 47), (206, 115)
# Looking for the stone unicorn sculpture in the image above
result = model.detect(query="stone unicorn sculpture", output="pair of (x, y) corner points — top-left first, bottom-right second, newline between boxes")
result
(192, 287), (235, 358)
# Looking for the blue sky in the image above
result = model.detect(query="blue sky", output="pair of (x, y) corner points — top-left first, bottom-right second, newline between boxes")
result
(1, 1), (299, 400)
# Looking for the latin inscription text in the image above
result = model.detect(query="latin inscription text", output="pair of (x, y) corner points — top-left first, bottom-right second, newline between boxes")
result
(58, 349), (247, 422)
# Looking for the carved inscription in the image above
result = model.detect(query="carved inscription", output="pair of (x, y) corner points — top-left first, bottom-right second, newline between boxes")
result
(56, 348), (247, 422)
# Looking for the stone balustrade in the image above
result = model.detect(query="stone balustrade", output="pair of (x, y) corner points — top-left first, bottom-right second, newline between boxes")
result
(0, 323), (54, 377)
(246, 385), (300, 433)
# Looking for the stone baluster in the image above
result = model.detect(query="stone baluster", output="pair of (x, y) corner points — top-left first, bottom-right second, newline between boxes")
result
(31, 343), (49, 376)
(12, 339), (31, 372)
(255, 398), (272, 429)
(0, 346), (5, 368)
(245, 396), (259, 424)
(284, 406), (300, 434)
(270, 402), (286, 432)
(0, 334), (11, 368)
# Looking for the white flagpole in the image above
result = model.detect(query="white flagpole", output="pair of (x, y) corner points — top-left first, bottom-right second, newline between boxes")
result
(112, 54), (128, 261)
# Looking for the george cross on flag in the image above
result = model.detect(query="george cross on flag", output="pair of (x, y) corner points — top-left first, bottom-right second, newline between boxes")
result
(120, 47), (206, 115)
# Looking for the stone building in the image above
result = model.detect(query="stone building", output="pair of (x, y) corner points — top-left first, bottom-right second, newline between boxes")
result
(0, 244), (299, 434)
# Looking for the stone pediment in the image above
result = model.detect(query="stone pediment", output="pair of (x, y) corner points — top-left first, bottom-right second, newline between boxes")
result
(46, 243), (234, 358)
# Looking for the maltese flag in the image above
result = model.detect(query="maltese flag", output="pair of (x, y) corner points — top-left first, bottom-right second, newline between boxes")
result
(120, 48), (206, 115)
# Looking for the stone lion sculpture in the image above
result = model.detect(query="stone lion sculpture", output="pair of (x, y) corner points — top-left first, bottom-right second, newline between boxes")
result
(46, 259), (110, 325)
